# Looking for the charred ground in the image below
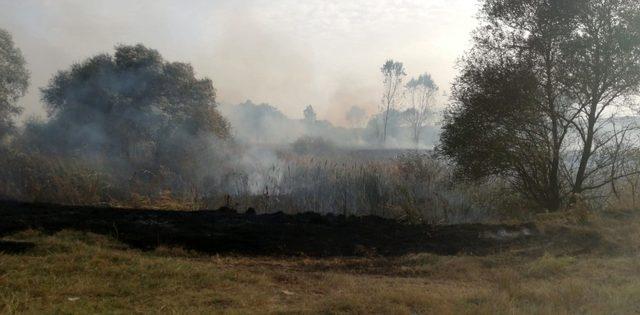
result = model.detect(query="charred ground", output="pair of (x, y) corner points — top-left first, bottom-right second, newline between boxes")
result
(0, 200), (606, 257)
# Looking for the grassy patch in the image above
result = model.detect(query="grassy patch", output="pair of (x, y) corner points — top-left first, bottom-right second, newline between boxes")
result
(2, 227), (640, 314)
(525, 253), (577, 278)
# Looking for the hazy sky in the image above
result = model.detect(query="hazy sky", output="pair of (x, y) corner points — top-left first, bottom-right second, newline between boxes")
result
(1, 0), (480, 126)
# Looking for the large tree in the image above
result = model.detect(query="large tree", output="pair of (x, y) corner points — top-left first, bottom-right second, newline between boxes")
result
(440, 0), (640, 210)
(33, 44), (230, 188)
(0, 28), (29, 139)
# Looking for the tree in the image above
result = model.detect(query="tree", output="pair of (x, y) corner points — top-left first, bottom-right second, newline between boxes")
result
(365, 108), (404, 144)
(439, 0), (640, 211)
(0, 28), (29, 139)
(441, 58), (554, 206)
(346, 105), (367, 128)
(405, 73), (438, 145)
(36, 44), (230, 183)
(561, 0), (640, 193)
(380, 60), (406, 144)
(223, 100), (291, 143)
(303, 105), (317, 123)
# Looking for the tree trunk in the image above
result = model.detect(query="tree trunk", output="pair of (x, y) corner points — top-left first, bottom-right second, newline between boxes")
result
(548, 119), (562, 211)
(573, 101), (599, 193)
(382, 106), (390, 143)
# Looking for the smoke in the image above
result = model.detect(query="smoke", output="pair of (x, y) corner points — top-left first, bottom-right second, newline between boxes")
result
(0, 0), (479, 125)
(0, 0), (479, 214)
(326, 83), (378, 127)
(208, 7), (318, 116)
(220, 99), (440, 149)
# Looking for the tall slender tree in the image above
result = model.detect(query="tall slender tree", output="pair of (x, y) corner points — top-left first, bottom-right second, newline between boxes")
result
(380, 60), (406, 144)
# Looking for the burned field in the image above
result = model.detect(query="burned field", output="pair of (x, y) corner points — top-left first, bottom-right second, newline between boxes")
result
(0, 200), (604, 258)
(1, 201), (636, 314)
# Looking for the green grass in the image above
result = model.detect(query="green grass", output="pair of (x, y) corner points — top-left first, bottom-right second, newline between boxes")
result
(2, 217), (640, 314)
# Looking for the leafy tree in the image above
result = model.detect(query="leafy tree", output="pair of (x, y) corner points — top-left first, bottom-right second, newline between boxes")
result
(35, 44), (230, 184)
(561, 0), (640, 193)
(0, 28), (29, 139)
(441, 59), (551, 206)
(440, 0), (640, 210)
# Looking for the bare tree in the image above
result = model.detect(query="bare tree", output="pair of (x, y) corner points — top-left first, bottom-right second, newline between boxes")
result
(380, 60), (406, 144)
(405, 73), (438, 145)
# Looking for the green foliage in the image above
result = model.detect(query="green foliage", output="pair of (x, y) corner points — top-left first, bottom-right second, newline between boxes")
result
(37, 44), (230, 162)
(0, 28), (29, 139)
(439, 0), (640, 211)
(12, 44), (234, 201)
(440, 60), (542, 180)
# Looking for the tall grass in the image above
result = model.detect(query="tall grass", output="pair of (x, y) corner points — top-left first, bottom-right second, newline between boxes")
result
(220, 150), (501, 223)
(0, 143), (514, 223)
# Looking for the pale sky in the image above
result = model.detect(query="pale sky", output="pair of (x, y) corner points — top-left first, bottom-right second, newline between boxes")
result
(0, 0), (480, 126)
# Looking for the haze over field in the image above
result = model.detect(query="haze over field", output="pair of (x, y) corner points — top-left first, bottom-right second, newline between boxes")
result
(4, 1), (640, 313)
(0, 0), (479, 125)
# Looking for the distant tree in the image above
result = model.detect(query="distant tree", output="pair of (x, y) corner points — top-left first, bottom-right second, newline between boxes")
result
(303, 105), (317, 123)
(37, 44), (230, 177)
(380, 60), (406, 144)
(365, 109), (403, 144)
(439, 0), (640, 211)
(346, 105), (367, 128)
(405, 73), (438, 144)
(0, 28), (29, 139)
(223, 100), (290, 143)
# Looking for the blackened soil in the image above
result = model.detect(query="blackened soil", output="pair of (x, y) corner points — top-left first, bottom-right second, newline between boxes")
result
(0, 240), (35, 254)
(0, 200), (544, 257)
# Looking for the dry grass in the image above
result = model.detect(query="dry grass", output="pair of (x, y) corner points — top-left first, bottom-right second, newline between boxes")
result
(224, 152), (500, 224)
(2, 214), (640, 315)
(0, 147), (508, 223)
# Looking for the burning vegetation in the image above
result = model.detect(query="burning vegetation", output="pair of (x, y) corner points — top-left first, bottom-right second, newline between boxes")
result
(0, 0), (639, 232)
